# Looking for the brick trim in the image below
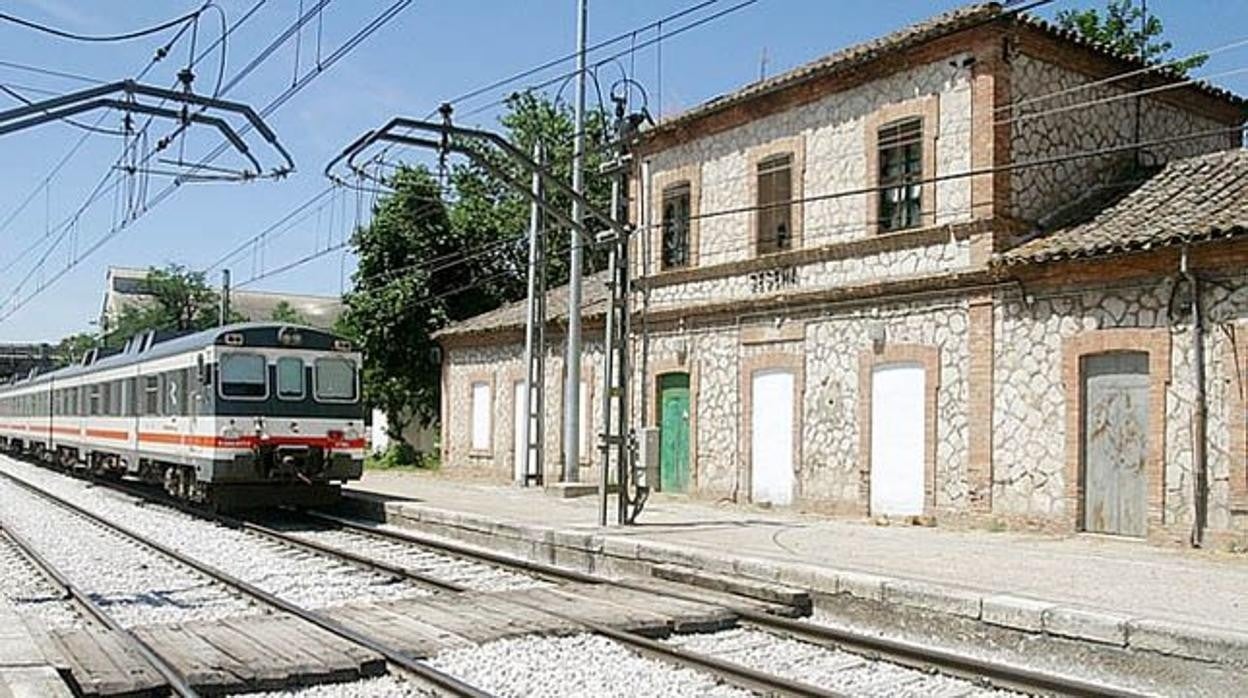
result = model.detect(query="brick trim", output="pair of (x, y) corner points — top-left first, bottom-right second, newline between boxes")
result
(738, 350), (805, 505)
(465, 370), (496, 459)
(967, 294), (994, 511)
(857, 344), (942, 517)
(648, 352), (699, 492)
(1061, 329), (1171, 534)
(746, 135), (806, 255)
(1224, 325), (1248, 512)
(651, 165), (702, 272)
(863, 94), (939, 233)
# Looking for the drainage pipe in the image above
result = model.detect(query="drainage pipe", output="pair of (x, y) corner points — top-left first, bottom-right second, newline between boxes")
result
(1181, 247), (1208, 547)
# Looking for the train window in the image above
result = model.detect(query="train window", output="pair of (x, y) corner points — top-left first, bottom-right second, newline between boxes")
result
(165, 371), (187, 416)
(125, 378), (137, 417)
(314, 358), (356, 402)
(89, 385), (101, 416)
(276, 358), (305, 400)
(220, 353), (267, 399)
(143, 376), (160, 416)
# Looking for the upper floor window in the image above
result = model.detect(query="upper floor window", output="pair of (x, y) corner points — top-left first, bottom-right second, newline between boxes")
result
(877, 117), (923, 232)
(661, 182), (691, 270)
(756, 153), (793, 255)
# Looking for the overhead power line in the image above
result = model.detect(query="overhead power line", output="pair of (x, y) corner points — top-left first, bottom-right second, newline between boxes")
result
(0, 5), (207, 43)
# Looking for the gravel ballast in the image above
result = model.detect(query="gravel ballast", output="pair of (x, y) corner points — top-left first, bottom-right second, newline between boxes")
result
(429, 633), (751, 698)
(0, 477), (256, 627)
(0, 456), (430, 610)
(275, 524), (549, 592)
(671, 627), (1021, 698)
(252, 675), (437, 697)
(0, 530), (84, 629)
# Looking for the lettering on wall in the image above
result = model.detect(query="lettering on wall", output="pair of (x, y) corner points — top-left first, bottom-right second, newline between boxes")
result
(749, 266), (799, 294)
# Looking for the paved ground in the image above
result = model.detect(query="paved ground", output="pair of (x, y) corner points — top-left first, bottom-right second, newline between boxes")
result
(353, 471), (1248, 632)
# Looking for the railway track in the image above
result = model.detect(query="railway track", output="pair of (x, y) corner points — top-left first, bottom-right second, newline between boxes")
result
(302, 509), (1147, 698)
(0, 466), (492, 698)
(0, 455), (1144, 698)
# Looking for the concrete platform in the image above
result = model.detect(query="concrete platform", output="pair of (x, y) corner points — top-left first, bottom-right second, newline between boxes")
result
(346, 471), (1248, 668)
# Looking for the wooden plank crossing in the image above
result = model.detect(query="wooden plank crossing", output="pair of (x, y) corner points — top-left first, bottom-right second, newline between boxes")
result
(41, 613), (384, 697)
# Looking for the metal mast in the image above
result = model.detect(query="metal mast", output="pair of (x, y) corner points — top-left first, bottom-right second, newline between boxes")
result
(562, 0), (588, 483)
(521, 142), (547, 487)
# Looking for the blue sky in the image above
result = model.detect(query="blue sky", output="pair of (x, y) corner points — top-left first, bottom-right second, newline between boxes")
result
(0, 0), (1245, 342)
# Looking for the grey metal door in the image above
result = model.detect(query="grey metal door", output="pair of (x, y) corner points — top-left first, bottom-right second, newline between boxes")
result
(1081, 352), (1149, 537)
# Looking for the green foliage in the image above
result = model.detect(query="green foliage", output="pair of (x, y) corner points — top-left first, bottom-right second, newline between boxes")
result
(102, 264), (225, 348)
(1056, 1), (1206, 74)
(345, 93), (613, 444)
(270, 300), (310, 325)
(365, 441), (438, 471)
(53, 332), (98, 367)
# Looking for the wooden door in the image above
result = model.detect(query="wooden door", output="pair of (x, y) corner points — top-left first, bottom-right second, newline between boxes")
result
(870, 363), (926, 516)
(750, 368), (794, 506)
(658, 374), (690, 492)
(1082, 352), (1149, 537)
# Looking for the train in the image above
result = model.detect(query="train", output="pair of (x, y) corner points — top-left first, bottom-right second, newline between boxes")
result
(0, 322), (366, 509)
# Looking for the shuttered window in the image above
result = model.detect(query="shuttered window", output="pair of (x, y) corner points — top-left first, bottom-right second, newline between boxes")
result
(878, 118), (924, 232)
(756, 153), (793, 255)
(661, 183), (691, 269)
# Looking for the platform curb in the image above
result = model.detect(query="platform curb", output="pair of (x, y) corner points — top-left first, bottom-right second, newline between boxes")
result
(354, 492), (1248, 668)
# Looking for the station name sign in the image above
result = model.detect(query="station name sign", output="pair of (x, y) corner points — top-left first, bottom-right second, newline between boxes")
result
(749, 266), (799, 294)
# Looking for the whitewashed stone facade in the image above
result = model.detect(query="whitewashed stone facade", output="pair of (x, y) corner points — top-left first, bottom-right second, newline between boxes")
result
(437, 8), (1246, 546)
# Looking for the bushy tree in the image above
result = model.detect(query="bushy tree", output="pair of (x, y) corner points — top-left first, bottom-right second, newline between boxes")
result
(344, 93), (614, 446)
(270, 300), (310, 325)
(54, 332), (98, 366)
(1056, 1), (1205, 73)
(98, 264), (225, 348)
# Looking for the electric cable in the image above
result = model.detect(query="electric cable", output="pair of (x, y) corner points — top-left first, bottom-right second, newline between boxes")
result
(0, 6), (206, 43)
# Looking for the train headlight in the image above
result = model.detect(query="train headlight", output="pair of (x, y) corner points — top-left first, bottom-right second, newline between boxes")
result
(344, 426), (360, 441)
(221, 422), (241, 440)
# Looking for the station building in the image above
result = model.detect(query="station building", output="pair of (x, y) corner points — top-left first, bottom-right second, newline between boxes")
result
(435, 3), (1248, 546)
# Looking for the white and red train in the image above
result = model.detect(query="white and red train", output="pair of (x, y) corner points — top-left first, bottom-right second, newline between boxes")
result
(0, 323), (366, 509)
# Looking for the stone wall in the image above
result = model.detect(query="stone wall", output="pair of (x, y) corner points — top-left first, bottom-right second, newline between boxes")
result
(1008, 52), (1234, 224)
(992, 273), (1248, 537)
(644, 56), (975, 268)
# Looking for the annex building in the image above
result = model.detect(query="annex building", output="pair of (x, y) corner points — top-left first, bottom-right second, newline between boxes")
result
(435, 3), (1248, 547)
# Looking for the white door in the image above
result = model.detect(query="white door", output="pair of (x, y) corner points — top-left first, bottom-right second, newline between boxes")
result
(751, 369), (794, 506)
(870, 363), (926, 516)
(512, 380), (527, 484)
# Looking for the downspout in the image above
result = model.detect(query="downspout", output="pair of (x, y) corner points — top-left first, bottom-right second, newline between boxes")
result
(1182, 247), (1208, 547)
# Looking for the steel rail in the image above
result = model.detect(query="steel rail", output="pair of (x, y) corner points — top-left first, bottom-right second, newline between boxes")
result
(0, 467), (492, 698)
(309, 508), (1148, 698)
(40, 474), (842, 697)
(0, 519), (200, 697)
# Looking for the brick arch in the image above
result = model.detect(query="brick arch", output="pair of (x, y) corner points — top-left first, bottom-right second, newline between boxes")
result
(1062, 329), (1171, 535)
(857, 343), (941, 517)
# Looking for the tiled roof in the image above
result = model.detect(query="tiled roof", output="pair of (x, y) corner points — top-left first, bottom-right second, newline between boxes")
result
(644, 2), (1243, 140)
(998, 149), (1248, 265)
(435, 270), (611, 339)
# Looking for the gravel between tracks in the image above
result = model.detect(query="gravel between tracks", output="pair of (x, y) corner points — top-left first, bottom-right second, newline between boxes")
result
(0, 530), (84, 629)
(670, 627), (1020, 698)
(271, 524), (550, 592)
(0, 476), (256, 627)
(0, 456), (431, 611)
(252, 675), (436, 697)
(429, 633), (751, 698)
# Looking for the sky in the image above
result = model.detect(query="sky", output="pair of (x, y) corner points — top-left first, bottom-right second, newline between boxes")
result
(0, 0), (1245, 343)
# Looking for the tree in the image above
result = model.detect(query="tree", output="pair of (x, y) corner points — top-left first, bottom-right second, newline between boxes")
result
(1056, 1), (1206, 73)
(54, 332), (98, 366)
(101, 264), (224, 348)
(343, 93), (614, 446)
(342, 167), (462, 446)
(270, 300), (310, 325)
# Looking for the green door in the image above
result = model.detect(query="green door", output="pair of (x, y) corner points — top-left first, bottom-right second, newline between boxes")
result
(659, 373), (691, 492)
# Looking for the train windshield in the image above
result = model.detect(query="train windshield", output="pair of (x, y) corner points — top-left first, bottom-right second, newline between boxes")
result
(219, 353), (268, 398)
(314, 357), (357, 402)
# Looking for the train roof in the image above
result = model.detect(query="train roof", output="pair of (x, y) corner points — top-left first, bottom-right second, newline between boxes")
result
(4, 323), (352, 390)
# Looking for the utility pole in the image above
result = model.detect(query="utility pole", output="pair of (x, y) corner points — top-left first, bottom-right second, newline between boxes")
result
(521, 142), (547, 487)
(219, 269), (231, 326)
(563, 0), (588, 483)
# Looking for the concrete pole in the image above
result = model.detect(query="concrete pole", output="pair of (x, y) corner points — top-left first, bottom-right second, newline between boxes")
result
(562, 0), (588, 483)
